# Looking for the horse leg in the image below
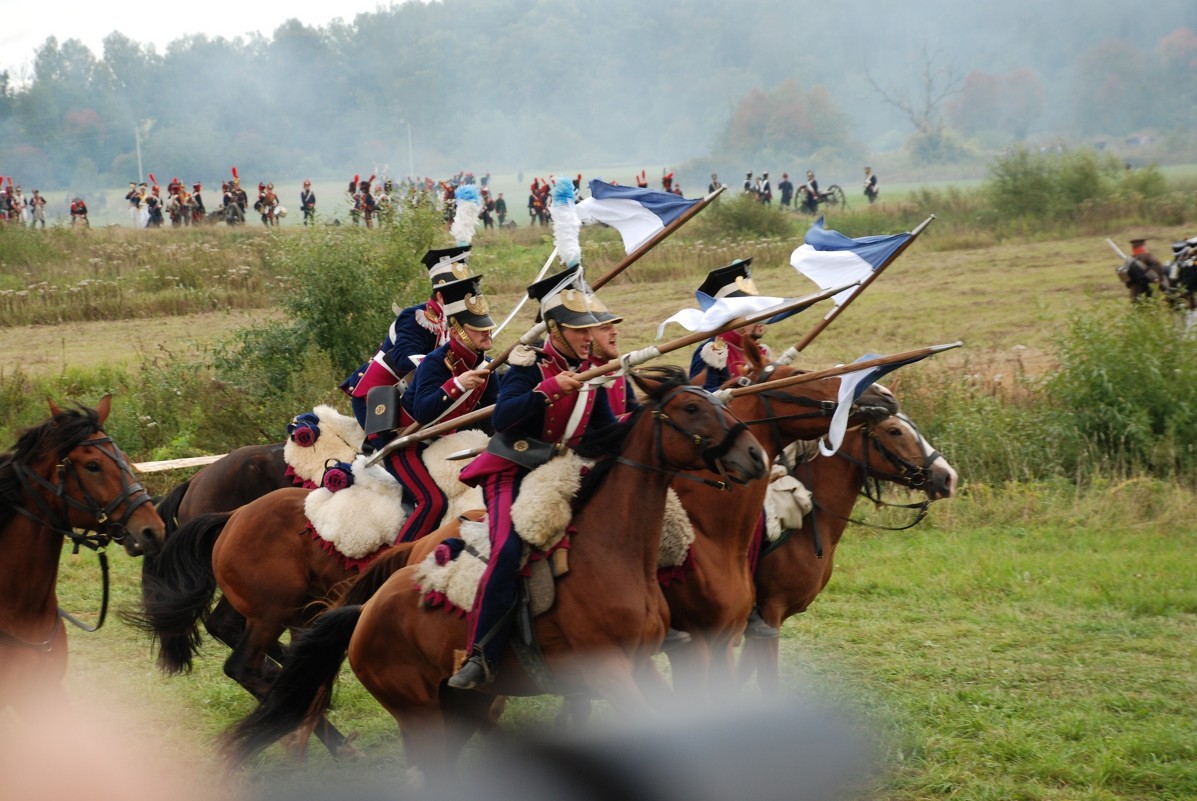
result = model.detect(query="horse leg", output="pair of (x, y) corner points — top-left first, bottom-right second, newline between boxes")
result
(555, 694), (593, 729)
(665, 637), (714, 703)
(440, 688), (496, 765)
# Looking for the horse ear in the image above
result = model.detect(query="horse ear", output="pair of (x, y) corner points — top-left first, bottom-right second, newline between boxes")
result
(48, 398), (63, 418)
(95, 394), (112, 424)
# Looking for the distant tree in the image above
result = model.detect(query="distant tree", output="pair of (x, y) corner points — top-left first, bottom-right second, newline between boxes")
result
(1069, 39), (1149, 136)
(1153, 28), (1197, 129)
(867, 45), (969, 164)
(948, 68), (1044, 141)
(717, 79), (850, 162)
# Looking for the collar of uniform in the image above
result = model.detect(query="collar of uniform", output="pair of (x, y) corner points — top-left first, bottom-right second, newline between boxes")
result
(543, 335), (585, 372)
(718, 328), (747, 351)
(446, 337), (484, 371)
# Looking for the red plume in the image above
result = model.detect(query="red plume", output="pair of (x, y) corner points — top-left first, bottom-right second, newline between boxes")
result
(148, 172), (157, 185)
(354, 174), (360, 183)
(231, 166), (239, 180)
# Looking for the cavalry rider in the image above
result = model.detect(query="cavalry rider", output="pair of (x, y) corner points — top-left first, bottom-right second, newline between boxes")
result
(340, 245), (474, 435)
(689, 259), (771, 391)
(584, 288), (638, 417)
(449, 266), (615, 690)
(382, 274), (499, 544)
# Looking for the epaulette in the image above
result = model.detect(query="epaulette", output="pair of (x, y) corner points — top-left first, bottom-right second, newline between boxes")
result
(415, 307), (441, 333)
(508, 343), (541, 367)
(699, 339), (728, 370)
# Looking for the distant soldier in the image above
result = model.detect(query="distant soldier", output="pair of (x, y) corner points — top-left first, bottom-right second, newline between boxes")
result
(863, 166), (879, 204)
(301, 180), (317, 225)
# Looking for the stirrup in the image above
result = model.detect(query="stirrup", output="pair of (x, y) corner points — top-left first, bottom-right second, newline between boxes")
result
(744, 609), (780, 640)
(659, 628), (692, 653)
(447, 653), (494, 690)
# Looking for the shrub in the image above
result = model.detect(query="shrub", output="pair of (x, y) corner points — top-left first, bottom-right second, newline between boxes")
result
(689, 194), (799, 241)
(1045, 300), (1197, 478)
(986, 146), (1169, 222)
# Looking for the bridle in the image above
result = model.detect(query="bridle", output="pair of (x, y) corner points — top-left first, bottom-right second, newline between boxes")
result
(764, 414), (939, 560)
(810, 413), (939, 534)
(2, 433), (154, 649)
(620, 384), (752, 491)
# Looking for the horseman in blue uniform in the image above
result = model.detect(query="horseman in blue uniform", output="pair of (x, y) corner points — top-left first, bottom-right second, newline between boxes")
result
(339, 245), (474, 437)
(584, 287), (638, 417)
(689, 259), (770, 391)
(383, 274), (499, 544)
(449, 265), (614, 689)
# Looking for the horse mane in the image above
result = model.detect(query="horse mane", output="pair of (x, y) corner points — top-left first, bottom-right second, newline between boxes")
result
(575, 364), (692, 506)
(0, 405), (103, 531)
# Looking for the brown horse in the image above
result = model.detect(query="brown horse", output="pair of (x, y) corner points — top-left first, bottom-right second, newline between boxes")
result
(662, 368), (899, 699)
(740, 412), (957, 694)
(0, 397), (164, 712)
(224, 365), (768, 782)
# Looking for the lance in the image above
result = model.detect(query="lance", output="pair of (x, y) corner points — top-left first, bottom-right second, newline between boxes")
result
(364, 281), (856, 467)
(777, 214), (936, 364)
(485, 184), (728, 372)
(590, 184), (726, 291)
(1106, 238), (1130, 261)
(723, 341), (964, 400)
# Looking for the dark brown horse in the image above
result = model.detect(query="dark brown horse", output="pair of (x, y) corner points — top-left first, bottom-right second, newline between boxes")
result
(0, 397), (164, 712)
(740, 412), (956, 694)
(224, 366), (768, 782)
(662, 368), (899, 699)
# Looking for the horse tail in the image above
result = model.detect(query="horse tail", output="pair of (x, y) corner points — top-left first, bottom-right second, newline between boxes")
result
(223, 605), (363, 765)
(154, 478), (192, 536)
(128, 511), (229, 674)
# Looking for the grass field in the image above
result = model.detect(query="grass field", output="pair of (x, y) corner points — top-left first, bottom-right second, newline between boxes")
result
(3, 211), (1197, 800)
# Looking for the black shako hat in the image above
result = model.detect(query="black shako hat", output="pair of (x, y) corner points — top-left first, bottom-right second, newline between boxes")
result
(697, 258), (758, 300)
(527, 266), (602, 329)
(422, 245), (472, 287)
(438, 274), (495, 331)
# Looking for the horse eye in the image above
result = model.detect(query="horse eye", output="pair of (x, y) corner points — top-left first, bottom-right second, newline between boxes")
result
(886, 427), (903, 438)
(684, 403), (700, 414)
(85, 461), (102, 472)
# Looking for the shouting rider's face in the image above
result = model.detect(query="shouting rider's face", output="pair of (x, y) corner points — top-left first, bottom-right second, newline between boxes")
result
(592, 323), (619, 360)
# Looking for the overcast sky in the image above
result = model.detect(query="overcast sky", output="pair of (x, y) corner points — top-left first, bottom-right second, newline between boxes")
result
(0, 0), (405, 78)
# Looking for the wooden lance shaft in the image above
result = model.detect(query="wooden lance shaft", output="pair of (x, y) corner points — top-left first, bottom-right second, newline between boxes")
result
(786, 214), (936, 356)
(365, 282), (854, 466)
(725, 341), (964, 400)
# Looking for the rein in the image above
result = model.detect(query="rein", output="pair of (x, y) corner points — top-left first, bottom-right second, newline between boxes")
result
(2, 435), (153, 648)
(616, 385), (748, 491)
(764, 416), (938, 560)
(813, 416), (937, 532)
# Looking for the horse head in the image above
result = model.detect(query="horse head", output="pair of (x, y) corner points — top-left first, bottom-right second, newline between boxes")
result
(734, 365), (900, 447)
(631, 365), (767, 485)
(42, 396), (165, 556)
(846, 412), (957, 500)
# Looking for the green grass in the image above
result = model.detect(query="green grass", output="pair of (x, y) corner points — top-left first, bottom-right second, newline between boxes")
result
(43, 490), (1197, 800)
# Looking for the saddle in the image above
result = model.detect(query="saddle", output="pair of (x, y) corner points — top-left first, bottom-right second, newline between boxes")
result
(414, 454), (696, 614)
(302, 430), (486, 568)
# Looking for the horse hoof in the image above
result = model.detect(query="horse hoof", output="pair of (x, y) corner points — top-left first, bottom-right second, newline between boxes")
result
(335, 732), (362, 760)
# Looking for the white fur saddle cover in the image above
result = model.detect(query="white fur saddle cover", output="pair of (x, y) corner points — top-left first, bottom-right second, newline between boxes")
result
(764, 463), (813, 542)
(413, 457), (696, 612)
(284, 405), (365, 486)
(303, 430), (488, 559)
